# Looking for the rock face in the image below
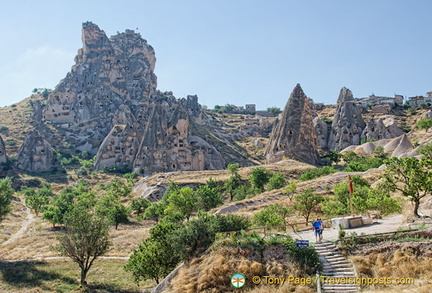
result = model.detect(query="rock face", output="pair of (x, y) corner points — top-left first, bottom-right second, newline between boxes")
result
(265, 84), (320, 165)
(42, 22), (157, 148)
(16, 130), (55, 173)
(0, 135), (7, 164)
(361, 117), (405, 141)
(328, 87), (366, 151)
(36, 22), (224, 175)
(313, 117), (330, 149)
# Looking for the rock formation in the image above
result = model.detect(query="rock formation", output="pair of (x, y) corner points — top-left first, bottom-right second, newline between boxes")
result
(42, 22), (157, 148)
(328, 87), (366, 151)
(31, 100), (43, 123)
(313, 117), (330, 150)
(0, 135), (7, 164)
(265, 84), (320, 165)
(34, 22), (224, 175)
(16, 130), (55, 173)
(361, 117), (405, 141)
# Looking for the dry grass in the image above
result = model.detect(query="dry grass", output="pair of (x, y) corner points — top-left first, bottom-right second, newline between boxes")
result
(350, 245), (432, 291)
(0, 196), (27, 244)
(141, 159), (314, 187)
(0, 215), (151, 260)
(0, 258), (149, 292)
(169, 247), (314, 293)
(0, 95), (40, 156)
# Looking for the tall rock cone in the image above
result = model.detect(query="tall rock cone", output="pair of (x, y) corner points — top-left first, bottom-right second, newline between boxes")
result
(328, 87), (365, 151)
(264, 84), (320, 165)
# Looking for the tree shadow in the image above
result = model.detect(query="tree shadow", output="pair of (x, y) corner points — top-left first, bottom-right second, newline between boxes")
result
(0, 260), (77, 289)
(84, 283), (141, 293)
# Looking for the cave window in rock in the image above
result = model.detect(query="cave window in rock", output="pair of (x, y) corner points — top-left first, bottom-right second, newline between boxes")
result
(129, 149), (134, 155)
(172, 163), (176, 169)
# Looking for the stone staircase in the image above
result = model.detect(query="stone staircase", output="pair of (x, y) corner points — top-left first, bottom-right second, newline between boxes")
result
(314, 241), (358, 293)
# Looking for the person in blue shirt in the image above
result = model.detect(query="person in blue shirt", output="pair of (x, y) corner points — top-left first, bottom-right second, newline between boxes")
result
(312, 218), (323, 242)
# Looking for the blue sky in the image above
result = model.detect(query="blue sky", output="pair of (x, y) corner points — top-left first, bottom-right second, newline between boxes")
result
(0, 0), (430, 109)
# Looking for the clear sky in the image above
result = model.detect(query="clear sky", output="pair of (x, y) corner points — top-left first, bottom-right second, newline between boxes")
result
(0, 0), (430, 110)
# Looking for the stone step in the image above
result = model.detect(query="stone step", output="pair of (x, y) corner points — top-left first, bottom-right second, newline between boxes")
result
(324, 261), (350, 266)
(323, 268), (352, 276)
(325, 255), (346, 259)
(323, 264), (351, 270)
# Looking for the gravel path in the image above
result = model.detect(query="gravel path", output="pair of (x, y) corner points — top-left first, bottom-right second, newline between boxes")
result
(1, 207), (34, 247)
(288, 214), (405, 243)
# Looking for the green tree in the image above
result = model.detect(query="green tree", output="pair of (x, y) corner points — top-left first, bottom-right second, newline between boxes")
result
(196, 179), (223, 211)
(0, 178), (13, 221)
(125, 238), (173, 284)
(165, 187), (197, 220)
(107, 179), (132, 198)
(170, 214), (249, 260)
(266, 173), (286, 190)
(418, 143), (432, 160)
(322, 176), (370, 217)
(365, 188), (401, 216)
(143, 202), (167, 222)
(249, 168), (271, 191)
(42, 187), (75, 227)
(96, 195), (129, 229)
(131, 197), (150, 215)
(416, 118), (432, 131)
(381, 157), (432, 217)
(22, 186), (51, 216)
(293, 188), (324, 222)
(56, 207), (110, 285)
(252, 204), (291, 227)
(328, 151), (342, 164)
(227, 163), (240, 176)
(282, 180), (297, 201)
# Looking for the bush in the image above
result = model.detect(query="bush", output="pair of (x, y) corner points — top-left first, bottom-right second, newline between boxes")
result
(416, 118), (432, 130)
(298, 166), (337, 181)
(233, 185), (260, 201)
(266, 173), (286, 190)
(0, 126), (9, 132)
(249, 168), (271, 191)
(322, 175), (370, 216)
(344, 155), (384, 172)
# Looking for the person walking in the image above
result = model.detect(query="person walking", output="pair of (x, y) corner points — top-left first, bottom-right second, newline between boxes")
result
(313, 218), (324, 242)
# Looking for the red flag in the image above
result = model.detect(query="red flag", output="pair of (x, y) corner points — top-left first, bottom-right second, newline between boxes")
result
(349, 175), (354, 194)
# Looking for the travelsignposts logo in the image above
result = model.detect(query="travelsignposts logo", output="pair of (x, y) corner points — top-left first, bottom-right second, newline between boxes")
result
(231, 273), (246, 288)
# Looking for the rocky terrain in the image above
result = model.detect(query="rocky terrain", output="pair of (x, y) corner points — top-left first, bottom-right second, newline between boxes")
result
(0, 21), (431, 293)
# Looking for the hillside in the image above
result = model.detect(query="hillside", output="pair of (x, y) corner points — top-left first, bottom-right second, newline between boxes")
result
(0, 22), (431, 293)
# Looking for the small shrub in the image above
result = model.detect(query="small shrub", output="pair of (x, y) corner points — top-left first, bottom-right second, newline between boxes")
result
(298, 166), (337, 181)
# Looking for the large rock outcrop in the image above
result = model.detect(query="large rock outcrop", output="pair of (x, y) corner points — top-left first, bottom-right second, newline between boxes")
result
(361, 117), (405, 141)
(42, 22), (157, 147)
(36, 22), (224, 175)
(16, 130), (55, 173)
(0, 135), (7, 164)
(328, 87), (366, 151)
(265, 84), (320, 165)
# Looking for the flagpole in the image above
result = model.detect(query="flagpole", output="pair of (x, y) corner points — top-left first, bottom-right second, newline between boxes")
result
(349, 175), (354, 216)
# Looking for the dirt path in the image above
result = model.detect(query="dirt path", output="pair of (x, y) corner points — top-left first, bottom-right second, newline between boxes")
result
(289, 214), (405, 242)
(0, 256), (129, 263)
(1, 207), (34, 247)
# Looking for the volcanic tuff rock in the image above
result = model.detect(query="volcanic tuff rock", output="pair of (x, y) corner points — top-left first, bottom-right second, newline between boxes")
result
(313, 117), (330, 149)
(361, 117), (404, 141)
(328, 87), (366, 151)
(265, 84), (320, 165)
(34, 22), (224, 174)
(16, 130), (55, 173)
(0, 135), (7, 164)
